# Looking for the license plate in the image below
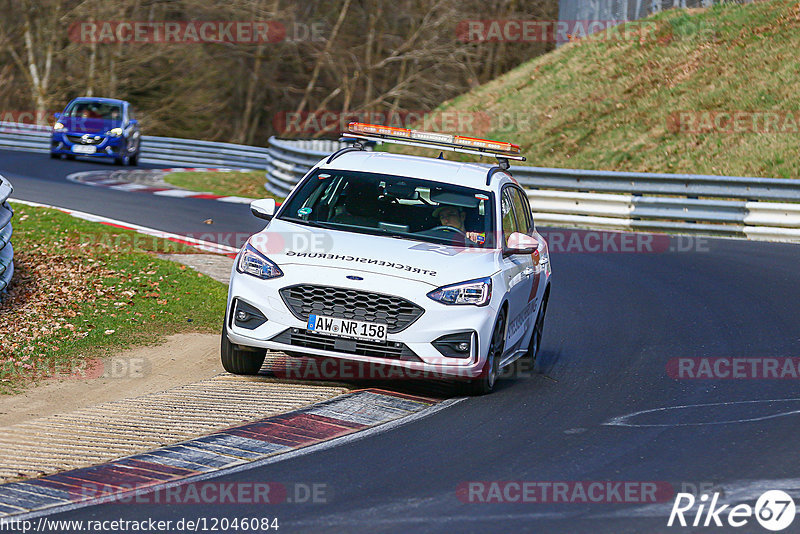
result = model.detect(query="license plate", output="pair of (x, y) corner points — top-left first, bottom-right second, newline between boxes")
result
(72, 145), (97, 154)
(307, 314), (387, 342)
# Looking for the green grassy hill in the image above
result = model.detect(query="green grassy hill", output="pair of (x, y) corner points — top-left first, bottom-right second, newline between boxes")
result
(413, 0), (800, 178)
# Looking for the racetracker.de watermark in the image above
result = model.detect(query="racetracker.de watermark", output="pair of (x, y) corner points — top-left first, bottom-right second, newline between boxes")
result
(457, 481), (674, 503)
(270, 355), (481, 381)
(77, 230), (710, 255)
(0, 110), (58, 133)
(58, 482), (327, 505)
(456, 19), (657, 43)
(540, 230), (709, 254)
(78, 231), (332, 253)
(667, 111), (800, 134)
(68, 21), (325, 44)
(273, 110), (533, 137)
(1, 356), (149, 381)
(667, 357), (800, 379)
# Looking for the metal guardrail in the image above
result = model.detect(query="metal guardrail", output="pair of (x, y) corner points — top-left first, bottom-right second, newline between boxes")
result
(265, 137), (354, 197)
(517, 169), (800, 240)
(0, 122), (271, 169)
(0, 123), (798, 242)
(261, 138), (800, 242)
(0, 175), (14, 292)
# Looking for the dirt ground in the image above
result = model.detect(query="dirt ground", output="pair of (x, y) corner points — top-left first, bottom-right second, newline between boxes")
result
(0, 333), (222, 427)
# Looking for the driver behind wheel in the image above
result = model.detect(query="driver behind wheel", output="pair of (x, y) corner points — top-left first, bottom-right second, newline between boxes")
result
(432, 205), (484, 244)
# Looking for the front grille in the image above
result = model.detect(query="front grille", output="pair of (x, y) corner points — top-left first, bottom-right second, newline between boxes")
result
(279, 284), (424, 333)
(271, 328), (421, 361)
(66, 134), (103, 145)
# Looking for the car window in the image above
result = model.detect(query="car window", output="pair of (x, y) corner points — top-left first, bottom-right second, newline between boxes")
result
(279, 169), (496, 248)
(509, 187), (532, 235)
(63, 101), (122, 120)
(501, 188), (519, 247)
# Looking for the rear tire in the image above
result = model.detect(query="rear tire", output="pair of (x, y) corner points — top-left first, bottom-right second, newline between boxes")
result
(129, 152), (139, 166)
(460, 309), (506, 396)
(221, 321), (266, 375)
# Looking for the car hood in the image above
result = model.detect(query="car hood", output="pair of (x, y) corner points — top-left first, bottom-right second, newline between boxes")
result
(60, 117), (121, 134)
(249, 218), (502, 287)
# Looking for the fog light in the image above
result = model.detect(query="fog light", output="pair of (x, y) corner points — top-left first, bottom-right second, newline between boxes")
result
(232, 299), (267, 330)
(432, 332), (475, 359)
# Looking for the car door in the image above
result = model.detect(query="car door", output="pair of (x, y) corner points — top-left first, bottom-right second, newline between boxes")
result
(508, 185), (542, 339)
(499, 186), (534, 357)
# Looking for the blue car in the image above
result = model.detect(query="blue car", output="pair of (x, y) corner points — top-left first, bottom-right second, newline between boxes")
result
(51, 97), (141, 166)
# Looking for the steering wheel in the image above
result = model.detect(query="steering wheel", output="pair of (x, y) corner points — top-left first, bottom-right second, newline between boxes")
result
(428, 225), (467, 236)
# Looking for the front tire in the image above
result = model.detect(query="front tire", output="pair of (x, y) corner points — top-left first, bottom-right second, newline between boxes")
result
(461, 309), (506, 396)
(524, 294), (548, 369)
(221, 322), (266, 375)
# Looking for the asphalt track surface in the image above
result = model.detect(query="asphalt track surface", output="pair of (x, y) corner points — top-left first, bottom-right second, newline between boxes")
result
(3, 148), (800, 533)
(0, 149), (264, 244)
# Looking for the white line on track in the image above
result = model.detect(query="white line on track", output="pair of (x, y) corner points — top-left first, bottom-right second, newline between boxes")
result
(9, 198), (238, 255)
(604, 397), (800, 427)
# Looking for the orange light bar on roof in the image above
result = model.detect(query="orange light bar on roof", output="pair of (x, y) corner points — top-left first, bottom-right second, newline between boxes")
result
(454, 135), (520, 154)
(347, 122), (521, 155)
(349, 122), (411, 138)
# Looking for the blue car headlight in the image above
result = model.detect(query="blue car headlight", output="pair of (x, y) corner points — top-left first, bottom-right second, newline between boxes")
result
(236, 243), (283, 280)
(427, 277), (492, 306)
(106, 127), (123, 137)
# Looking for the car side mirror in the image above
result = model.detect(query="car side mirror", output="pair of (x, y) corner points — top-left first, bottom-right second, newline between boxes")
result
(53, 112), (61, 120)
(251, 198), (276, 220)
(505, 232), (538, 256)
(129, 119), (138, 126)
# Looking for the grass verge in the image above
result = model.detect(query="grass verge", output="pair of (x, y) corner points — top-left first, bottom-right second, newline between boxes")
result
(0, 203), (228, 393)
(164, 170), (280, 200)
(392, 0), (800, 179)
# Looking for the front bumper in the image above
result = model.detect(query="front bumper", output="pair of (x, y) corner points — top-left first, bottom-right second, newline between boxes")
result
(51, 132), (127, 158)
(225, 264), (500, 380)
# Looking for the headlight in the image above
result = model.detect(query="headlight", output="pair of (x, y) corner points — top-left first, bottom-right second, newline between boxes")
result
(427, 277), (491, 306)
(53, 122), (65, 131)
(106, 127), (123, 137)
(236, 243), (283, 280)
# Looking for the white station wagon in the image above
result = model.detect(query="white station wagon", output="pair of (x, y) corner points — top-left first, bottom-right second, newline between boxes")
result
(222, 123), (551, 394)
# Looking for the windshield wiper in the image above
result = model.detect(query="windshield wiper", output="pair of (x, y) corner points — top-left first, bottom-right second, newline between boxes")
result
(281, 217), (337, 229)
(281, 218), (473, 246)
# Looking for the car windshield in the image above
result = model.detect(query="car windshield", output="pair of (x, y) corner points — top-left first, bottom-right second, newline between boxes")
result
(279, 169), (496, 248)
(63, 101), (122, 121)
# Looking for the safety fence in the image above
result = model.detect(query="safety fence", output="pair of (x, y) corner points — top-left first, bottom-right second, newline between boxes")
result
(0, 121), (272, 169)
(0, 123), (797, 242)
(262, 138), (800, 242)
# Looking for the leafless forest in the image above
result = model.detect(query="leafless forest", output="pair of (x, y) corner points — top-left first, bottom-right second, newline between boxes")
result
(0, 0), (556, 145)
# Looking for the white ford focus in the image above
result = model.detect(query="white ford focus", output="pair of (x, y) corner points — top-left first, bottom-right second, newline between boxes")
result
(222, 123), (551, 394)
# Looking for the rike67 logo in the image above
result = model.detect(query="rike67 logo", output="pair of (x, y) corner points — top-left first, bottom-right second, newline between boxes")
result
(669, 490), (795, 531)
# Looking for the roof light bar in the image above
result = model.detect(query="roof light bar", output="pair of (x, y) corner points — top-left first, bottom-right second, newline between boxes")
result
(346, 122), (524, 160)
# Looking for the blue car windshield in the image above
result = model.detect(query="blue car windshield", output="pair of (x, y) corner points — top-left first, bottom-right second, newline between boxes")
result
(64, 101), (122, 121)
